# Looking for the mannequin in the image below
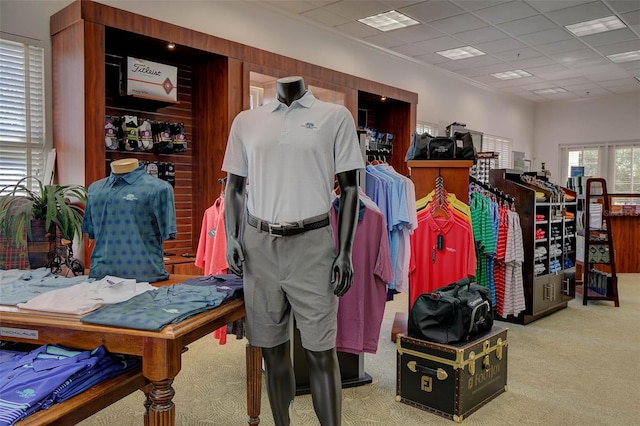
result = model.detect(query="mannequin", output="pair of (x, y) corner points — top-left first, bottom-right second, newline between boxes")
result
(82, 157), (176, 283)
(110, 158), (139, 174)
(223, 76), (362, 425)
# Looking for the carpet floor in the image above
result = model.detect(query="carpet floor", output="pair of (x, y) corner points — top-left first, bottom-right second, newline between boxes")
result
(79, 273), (639, 425)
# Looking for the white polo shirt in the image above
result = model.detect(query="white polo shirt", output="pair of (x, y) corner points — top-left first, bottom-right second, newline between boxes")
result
(222, 90), (364, 223)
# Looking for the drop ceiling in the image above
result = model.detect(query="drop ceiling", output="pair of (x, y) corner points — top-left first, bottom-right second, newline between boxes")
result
(264, 0), (640, 102)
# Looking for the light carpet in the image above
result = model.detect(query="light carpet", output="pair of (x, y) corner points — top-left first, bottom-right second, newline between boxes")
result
(79, 274), (639, 425)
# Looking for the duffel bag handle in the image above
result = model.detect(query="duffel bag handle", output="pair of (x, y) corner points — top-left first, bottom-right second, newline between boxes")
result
(407, 361), (448, 380)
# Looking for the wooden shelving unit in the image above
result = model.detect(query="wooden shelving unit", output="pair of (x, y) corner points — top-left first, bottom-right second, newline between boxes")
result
(575, 178), (620, 307)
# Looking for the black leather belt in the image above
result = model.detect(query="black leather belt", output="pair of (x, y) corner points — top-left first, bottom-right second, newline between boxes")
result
(247, 212), (330, 237)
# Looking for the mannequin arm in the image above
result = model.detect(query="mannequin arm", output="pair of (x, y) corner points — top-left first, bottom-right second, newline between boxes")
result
(224, 173), (246, 276)
(331, 169), (359, 296)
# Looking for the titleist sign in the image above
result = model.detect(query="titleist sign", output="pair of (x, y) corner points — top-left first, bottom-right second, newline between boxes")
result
(126, 57), (177, 102)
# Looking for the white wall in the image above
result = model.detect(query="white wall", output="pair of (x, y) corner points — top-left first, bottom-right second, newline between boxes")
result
(1, 0), (536, 161)
(534, 92), (640, 182)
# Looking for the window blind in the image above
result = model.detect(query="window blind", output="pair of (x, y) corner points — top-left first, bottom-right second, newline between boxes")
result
(0, 37), (45, 191)
(483, 134), (512, 168)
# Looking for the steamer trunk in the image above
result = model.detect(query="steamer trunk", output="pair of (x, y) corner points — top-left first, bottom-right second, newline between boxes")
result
(396, 326), (508, 422)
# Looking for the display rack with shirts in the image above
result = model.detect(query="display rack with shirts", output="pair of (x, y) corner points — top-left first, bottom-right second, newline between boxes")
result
(489, 169), (577, 324)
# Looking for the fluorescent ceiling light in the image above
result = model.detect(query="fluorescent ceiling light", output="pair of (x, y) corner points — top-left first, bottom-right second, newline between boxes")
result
(358, 10), (419, 32)
(635, 76), (640, 83)
(607, 50), (640, 63)
(565, 15), (626, 37)
(436, 46), (486, 60)
(491, 70), (532, 80)
(532, 87), (568, 95)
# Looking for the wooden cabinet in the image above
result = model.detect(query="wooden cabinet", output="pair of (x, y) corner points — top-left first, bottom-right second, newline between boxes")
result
(489, 169), (576, 324)
(50, 0), (417, 264)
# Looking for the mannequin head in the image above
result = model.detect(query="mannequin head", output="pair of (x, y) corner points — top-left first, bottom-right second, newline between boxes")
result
(111, 158), (139, 174)
(276, 76), (306, 106)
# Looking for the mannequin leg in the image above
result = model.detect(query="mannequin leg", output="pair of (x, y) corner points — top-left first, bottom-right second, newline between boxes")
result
(262, 341), (295, 426)
(304, 348), (342, 426)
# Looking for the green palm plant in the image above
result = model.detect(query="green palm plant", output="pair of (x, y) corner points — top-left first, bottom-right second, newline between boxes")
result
(0, 176), (87, 248)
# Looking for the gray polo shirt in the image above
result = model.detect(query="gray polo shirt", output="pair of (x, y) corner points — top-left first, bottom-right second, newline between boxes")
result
(222, 90), (364, 223)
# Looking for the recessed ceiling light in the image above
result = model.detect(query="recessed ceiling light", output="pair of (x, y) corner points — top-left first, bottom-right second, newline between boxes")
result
(358, 10), (419, 32)
(532, 87), (568, 95)
(491, 70), (532, 80)
(565, 15), (626, 37)
(607, 50), (640, 63)
(167, 42), (176, 50)
(435, 46), (486, 60)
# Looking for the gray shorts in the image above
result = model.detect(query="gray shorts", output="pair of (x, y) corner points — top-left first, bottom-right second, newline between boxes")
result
(242, 217), (338, 352)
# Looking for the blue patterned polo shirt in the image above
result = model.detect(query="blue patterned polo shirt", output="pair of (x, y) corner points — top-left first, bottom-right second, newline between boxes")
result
(82, 165), (176, 282)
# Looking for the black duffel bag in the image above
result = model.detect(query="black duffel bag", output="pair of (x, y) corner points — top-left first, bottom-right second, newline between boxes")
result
(408, 278), (493, 344)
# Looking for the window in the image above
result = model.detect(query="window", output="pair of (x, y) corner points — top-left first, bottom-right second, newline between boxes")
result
(416, 121), (437, 136)
(560, 143), (640, 192)
(613, 145), (640, 193)
(482, 134), (512, 168)
(567, 147), (600, 178)
(0, 35), (46, 190)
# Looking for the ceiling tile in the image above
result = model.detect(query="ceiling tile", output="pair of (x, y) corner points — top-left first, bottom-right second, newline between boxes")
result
(596, 77), (639, 87)
(550, 49), (600, 64)
(536, 68), (584, 80)
(565, 56), (612, 68)
(333, 21), (381, 38)
(606, 1), (640, 14)
(572, 87), (613, 96)
(620, 9), (640, 26)
(581, 63), (627, 75)
(563, 81), (606, 91)
(526, 1), (592, 13)
(398, 1), (465, 22)
(617, 60), (640, 70)
(413, 52), (453, 64)
(391, 43), (429, 56)
(473, 0), (539, 23)
(546, 1), (613, 26)
(508, 56), (557, 69)
(594, 39), (640, 55)
(471, 61), (524, 74)
(524, 63), (572, 77)
(455, 26), (509, 44)
(264, 1), (334, 15)
(550, 76), (591, 86)
(453, 1), (511, 11)
(475, 37), (528, 53)
(497, 14), (557, 36)
(607, 85), (640, 93)
(580, 29), (638, 48)
(494, 47), (543, 61)
(363, 32), (408, 48)
(517, 28), (573, 45)
(427, 13), (488, 33)
(414, 35), (467, 51)
(324, 1), (392, 19)
(300, 8), (352, 27)
(535, 38), (587, 55)
(381, 0), (427, 8)
(587, 69), (633, 81)
(391, 24), (445, 43)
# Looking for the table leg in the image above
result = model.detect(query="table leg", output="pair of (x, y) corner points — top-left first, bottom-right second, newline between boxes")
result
(147, 378), (176, 426)
(246, 344), (262, 425)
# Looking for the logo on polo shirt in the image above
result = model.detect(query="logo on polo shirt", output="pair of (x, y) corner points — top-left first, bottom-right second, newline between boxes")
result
(17, 388), (35, 398)
(123, 193), (138, 201)
(301, 122), (318, 130)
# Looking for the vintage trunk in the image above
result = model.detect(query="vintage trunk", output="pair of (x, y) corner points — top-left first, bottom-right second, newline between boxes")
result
(396, 326), (508, 422)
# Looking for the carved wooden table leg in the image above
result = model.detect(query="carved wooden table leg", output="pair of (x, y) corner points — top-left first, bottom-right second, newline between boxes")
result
(148, 378), (176, 426)
(140, 383), (153, 426)
(246, 344), (262, 425)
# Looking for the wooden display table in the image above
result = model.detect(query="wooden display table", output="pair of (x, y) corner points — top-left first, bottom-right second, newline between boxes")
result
(1, 275), (261, 425)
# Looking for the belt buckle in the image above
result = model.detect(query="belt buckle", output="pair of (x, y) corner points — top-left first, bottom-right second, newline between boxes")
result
(268, 222), (284, 237)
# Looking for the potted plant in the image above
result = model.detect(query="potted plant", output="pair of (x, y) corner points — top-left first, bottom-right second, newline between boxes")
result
(0, 176), (87, 268)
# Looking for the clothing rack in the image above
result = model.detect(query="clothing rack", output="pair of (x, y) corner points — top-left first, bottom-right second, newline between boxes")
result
(469, 175), (515, 207)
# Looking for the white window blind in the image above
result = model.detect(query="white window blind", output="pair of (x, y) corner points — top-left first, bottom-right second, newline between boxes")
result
(567, 147), (600, 178)
(482, 134), (512, 168)
(0, 36), (45, 191)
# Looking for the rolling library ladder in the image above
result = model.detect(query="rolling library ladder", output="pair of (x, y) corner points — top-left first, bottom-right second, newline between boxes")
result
(577, 178), (620, 307)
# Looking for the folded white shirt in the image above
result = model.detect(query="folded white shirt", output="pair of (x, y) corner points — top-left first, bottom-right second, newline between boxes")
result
(17, 275), (156, 315)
